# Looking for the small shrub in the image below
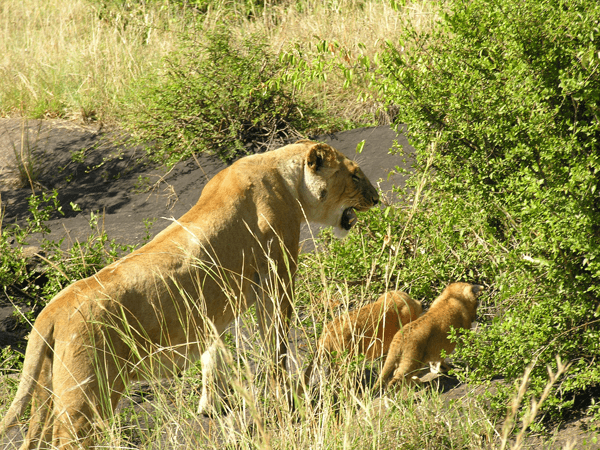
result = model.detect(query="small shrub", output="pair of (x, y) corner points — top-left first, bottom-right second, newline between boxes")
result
(127, 27), (331, 165)
(0, 190), (64, 316)
(1, 192), (137, 321)
(374, 0), (600, 420)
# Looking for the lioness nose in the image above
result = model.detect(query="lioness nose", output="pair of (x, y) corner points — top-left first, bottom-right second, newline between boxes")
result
(372, 195), (379, 205)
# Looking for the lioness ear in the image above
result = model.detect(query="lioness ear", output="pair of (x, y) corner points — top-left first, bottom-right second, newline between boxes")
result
(307, 143), (335, 171)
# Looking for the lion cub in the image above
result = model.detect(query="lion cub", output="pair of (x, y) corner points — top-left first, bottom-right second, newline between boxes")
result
(376, 282), (483, 389)
(305, 291), (422, 384)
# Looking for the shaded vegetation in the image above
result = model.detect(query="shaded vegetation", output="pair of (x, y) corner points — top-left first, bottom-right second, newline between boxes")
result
(371, 0), (600, 422)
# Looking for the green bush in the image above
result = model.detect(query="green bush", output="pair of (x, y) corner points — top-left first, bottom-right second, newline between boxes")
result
(374, 0), (600, 419)
(126, 27), (331, 165)
(303, 193), (503, 302)
(1, 192), (137, 320)
(1, 191), (64, 315)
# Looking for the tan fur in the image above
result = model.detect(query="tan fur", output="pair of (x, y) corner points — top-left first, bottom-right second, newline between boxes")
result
(305, 291), (422, 384)
(377, 283), (483, 390)
(0, 140), (378, 449)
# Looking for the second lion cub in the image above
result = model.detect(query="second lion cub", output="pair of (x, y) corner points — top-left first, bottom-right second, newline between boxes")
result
(376, 282), (483, 389)
(305, 291), (422, 384)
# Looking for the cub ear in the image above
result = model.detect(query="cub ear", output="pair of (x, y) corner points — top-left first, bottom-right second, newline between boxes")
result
(471, 285), (485, 296)
(307, 143), (336, 171)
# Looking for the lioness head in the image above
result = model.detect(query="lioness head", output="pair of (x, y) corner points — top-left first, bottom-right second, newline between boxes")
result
(299, 140), (379, 237)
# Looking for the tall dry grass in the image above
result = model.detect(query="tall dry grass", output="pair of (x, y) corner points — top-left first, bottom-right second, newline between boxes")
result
(261, 0), (436, 52)
(0, 0), (177, 121)
(0, 0), (438, 125)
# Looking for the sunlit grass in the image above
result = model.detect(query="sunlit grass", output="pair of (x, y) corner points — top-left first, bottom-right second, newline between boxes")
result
(0, 0), (177, 121)
(0, 0), (438, 125)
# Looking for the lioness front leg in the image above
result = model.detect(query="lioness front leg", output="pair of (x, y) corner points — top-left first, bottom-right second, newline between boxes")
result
(255, 277), (294, 407)
(197, 341), (231, 417)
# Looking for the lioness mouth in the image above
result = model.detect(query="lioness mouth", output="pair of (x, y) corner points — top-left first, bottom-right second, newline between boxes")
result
(341, 207), (358, 231)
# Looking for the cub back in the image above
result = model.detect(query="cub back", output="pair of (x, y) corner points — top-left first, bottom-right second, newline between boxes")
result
(319, 290), (422, 360)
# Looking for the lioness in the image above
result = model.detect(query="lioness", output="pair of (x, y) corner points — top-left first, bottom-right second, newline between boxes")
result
(305, 290), (422, 386)
(376, 283), (483, 390)
(0, 140), (378, 449)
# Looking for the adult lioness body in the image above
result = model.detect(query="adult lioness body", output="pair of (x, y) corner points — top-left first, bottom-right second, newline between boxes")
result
(0, 140), (378, 449)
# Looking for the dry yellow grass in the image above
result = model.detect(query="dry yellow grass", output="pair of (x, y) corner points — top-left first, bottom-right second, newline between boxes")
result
(0, 0), (176, 121)
(0, 0), (438, 124)
(262, 0), (435, 54)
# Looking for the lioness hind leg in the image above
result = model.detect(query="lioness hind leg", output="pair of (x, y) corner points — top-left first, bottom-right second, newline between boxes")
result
(40, 389), (95, 450)
(49, 383), (121, 450)
(23, 389), (53, 450)
(48, 356), (126, 449)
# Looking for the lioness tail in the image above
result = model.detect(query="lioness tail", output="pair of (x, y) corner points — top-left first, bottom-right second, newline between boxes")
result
(0, 321), (54, 436)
